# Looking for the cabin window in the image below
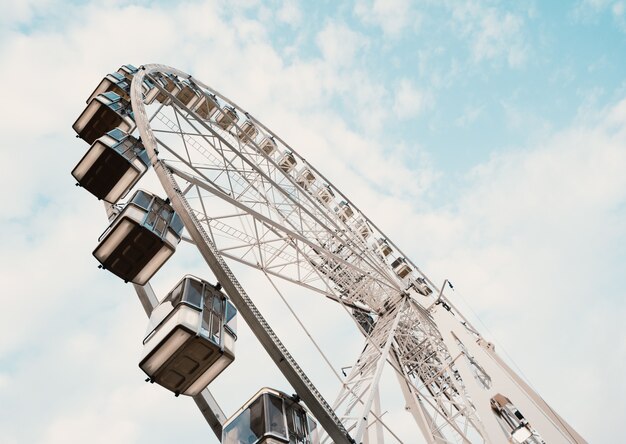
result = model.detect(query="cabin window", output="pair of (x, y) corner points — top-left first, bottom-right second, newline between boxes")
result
(267, 395), (287, 438)
(208, 295), (223, 344)
(225, 301), (238, 335)
(131, 190), (153, 209)
(170, 214), (184, 235)
(223, 396), (265, 444)
(186, 278), (204, 309)
(167, 281), (185, 307)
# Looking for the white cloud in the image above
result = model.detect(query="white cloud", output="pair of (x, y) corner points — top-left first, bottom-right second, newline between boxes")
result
(276, 0), (302, 26)
(0, 0), (54, 26)
(448, 1), (529, 67)
(315, 20), (367, 67)
(573, 0), (626, 29)
(392, 78), (431, 119)
(455, 103), (484, 127)
(354, 0), (421, 39)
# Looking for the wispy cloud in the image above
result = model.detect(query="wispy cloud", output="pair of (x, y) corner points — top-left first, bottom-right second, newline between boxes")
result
(353, 0), (421, 39)
(392, 78), (432, 119)
(573, 0), (626, 30)
(447, 1), (529, 67)
(316, 20), (367, 66)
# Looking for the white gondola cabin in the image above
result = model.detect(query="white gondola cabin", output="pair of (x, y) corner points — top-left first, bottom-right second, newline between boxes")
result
(162, 74), (183, 99)
(140, 275), (237, 396)
(113, 64), (158, 104)
(490, 394), (538, 443)
(72, 129), (149, 203)
(117, 64), (139, 81)
(259, 137), (277, 157)
(278, 151), (297, 174)
(391, 257), (411, 279)
(176, 80), (202, 109)
(193, 95), (219, 120)
(222, 388), (319, 444)
(73, 92), (135, 145)
(296, 168), (316, 190)
(143, 75), (171, 105)
(215, 106), (238, 131)
(412, 277), (432, 296)
(87, 72), (130, 104)
(315, 184), (334, 206)
(93, 190), (183, 285)
(355, 219), (371, 239)
(143, 73), (182, 106)
(334, 201), (354, 222)
(375, 238), (392, 257)
(237, 120), (259, 144)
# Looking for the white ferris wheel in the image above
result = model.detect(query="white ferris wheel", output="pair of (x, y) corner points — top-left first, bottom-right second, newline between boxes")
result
(70, 63), (587, 444)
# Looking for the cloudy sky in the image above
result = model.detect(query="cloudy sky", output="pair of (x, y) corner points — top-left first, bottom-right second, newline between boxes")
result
(1, 0), (625, 442)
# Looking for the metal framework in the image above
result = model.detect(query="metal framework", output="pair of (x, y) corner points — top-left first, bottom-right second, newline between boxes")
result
(84, 63), (587, 443)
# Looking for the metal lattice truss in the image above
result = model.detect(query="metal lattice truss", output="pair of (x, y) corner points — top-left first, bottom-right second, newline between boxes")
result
(327, 295), (407, 443)
(151, 109), (401, 312)
(130, 65), (587, 444)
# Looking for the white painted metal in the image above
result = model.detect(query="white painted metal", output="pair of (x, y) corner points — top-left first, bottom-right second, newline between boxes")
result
(325, 297), (406, 443)
(106, 63), (588, 444)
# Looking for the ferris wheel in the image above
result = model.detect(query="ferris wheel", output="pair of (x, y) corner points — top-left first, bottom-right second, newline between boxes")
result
(70, 63), (587, 444)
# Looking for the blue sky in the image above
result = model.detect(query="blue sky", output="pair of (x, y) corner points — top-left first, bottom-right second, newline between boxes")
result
(1, 0), (625, 443)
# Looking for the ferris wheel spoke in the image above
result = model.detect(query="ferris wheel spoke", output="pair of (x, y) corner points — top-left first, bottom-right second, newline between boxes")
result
(166, 164), (401, 299)
(151, 106), (394, 288)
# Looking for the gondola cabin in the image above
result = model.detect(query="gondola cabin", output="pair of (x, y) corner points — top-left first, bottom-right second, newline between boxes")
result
(222, 388), (319, 444)
(391, 257), (411, 279)
(193, 95), (219, 120)
(176, 80), (202, 109)
(355, 219), (371, 239)
(93, 190), (183, 285)
(73, 92), (135, 145)
(315, 185), (334, 206)
(113, 64), (157, 103)
(162, 74), (183, 100)
(140, 275), (237, 396)
(375, 238), (392, 257)
(143, 75), (172, 105)
(259, 137), (277, 157)
(411, 277), (432, 296)
(334, 201), (354, 222)
(215, 106), (238, 131)
(278, 151), (297, 174)
(490, 394), (537, 443)
(72, 129), (150, 203)
(87, 72), (130, 104)
(117, 64), (139, 81)
(237, 120), (259, 144)
(296, 168), (316, 190)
